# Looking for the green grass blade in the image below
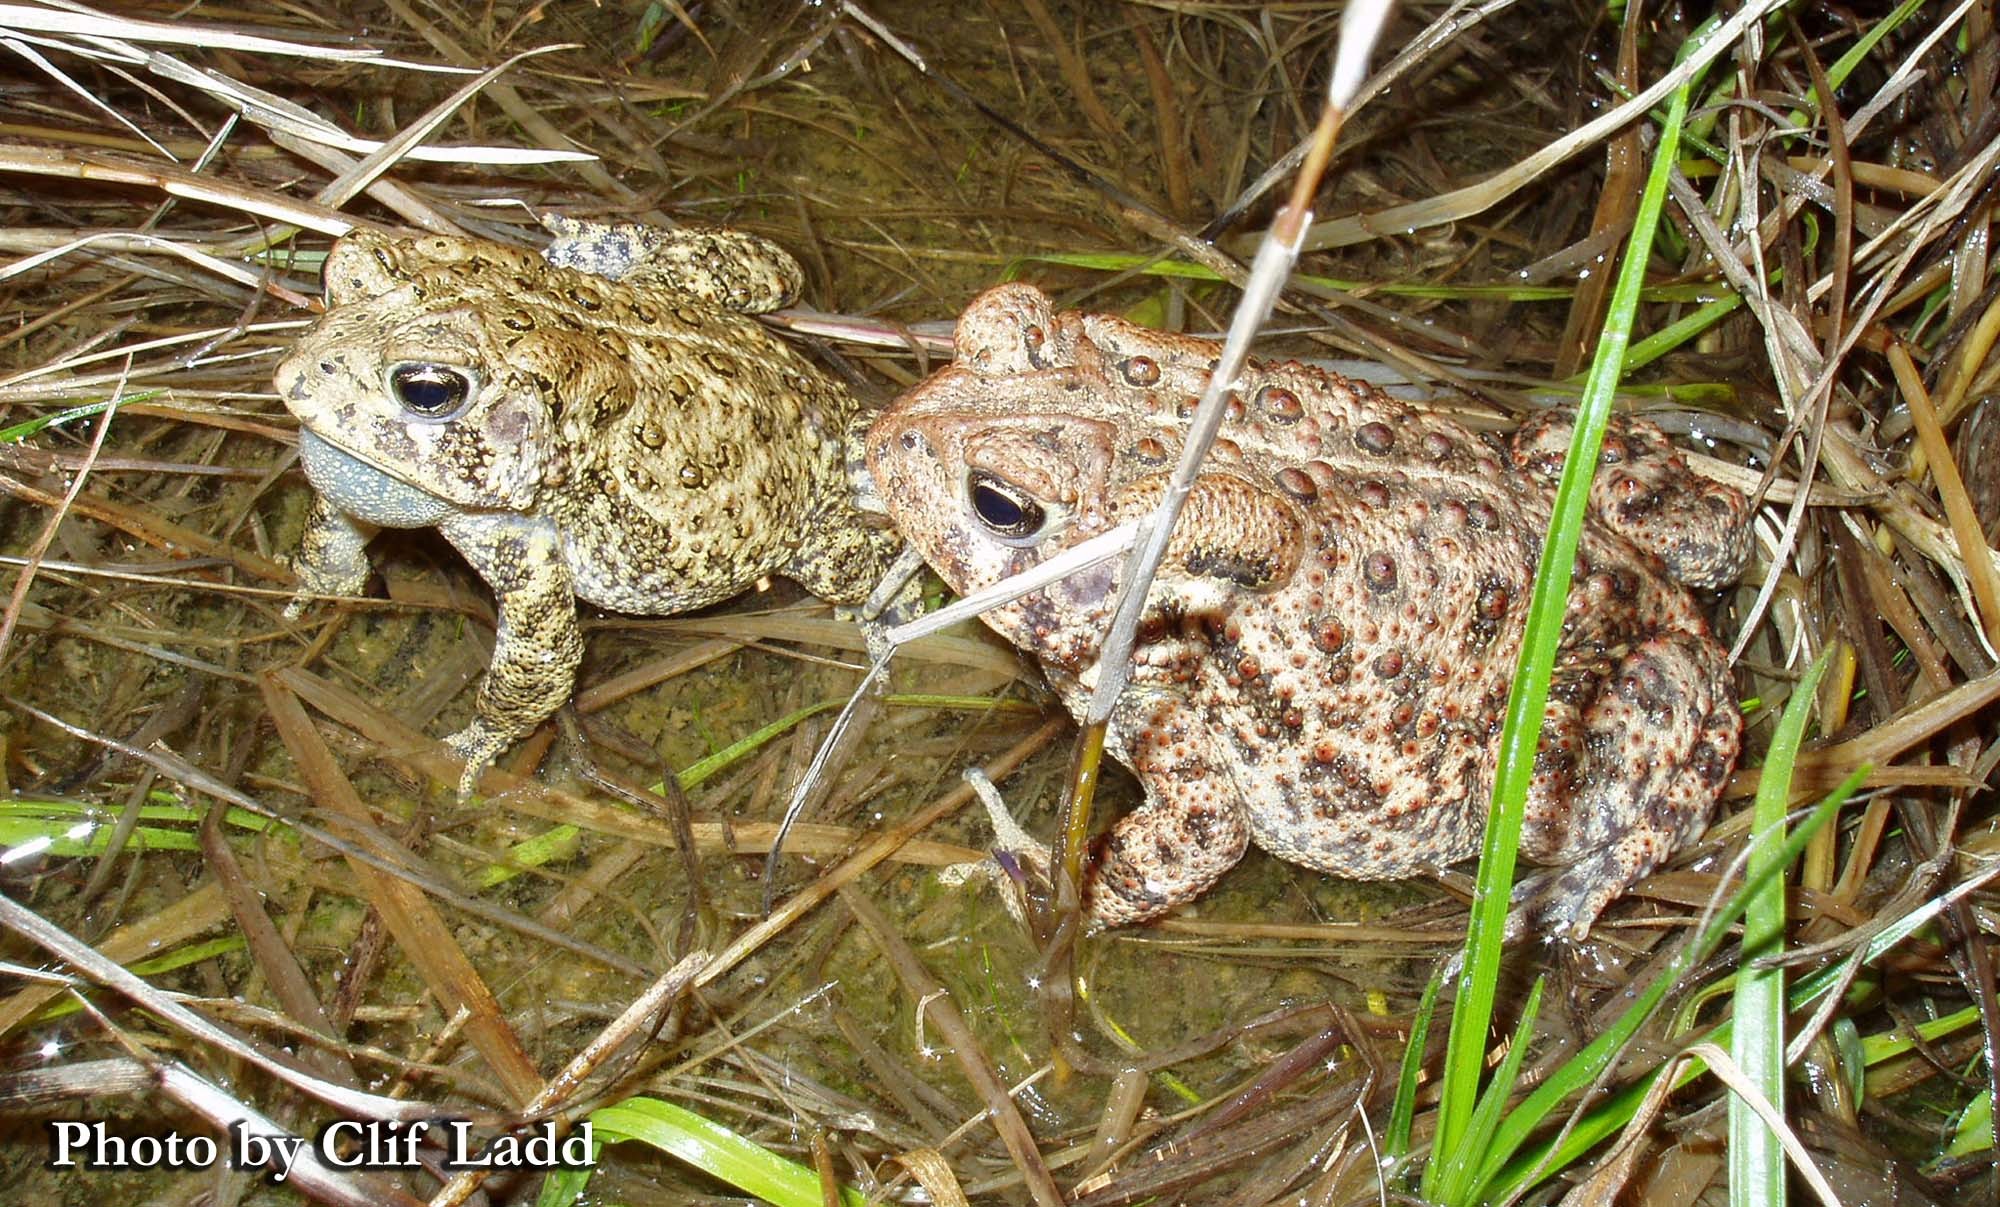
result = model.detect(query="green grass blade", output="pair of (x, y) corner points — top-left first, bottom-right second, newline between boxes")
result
(0, 796), (274, 831)
(590, 1097), (865, 1207)
(476, 824), (585, 889)
(1861, 1004), (1978, 1067)
(1833, 1017), (1866, 1104)
(664, 692), (1029, 795)
(477, 698), (830, 884)
(1386, 967), (1444, 1167)
(30, 937), (250, 1022)
(1512, 961), (1980, 1195)
(477, 693), (1028, 887)
(0, 796), (275, 858)
(1433, 978), (1545, 1203)
(1616, 292), (1744, 373)
(0, 394), (158, 443)
(534, 1162), (592, 1207)
(0, 817), (202, 855)
(668, 700), (841, 793)
(1821, 0), (1929, 98)
(1430, 16), (1714, 1190)
(1021, 250), (1726, 305)
(1944, 1090), (1995, 1160)
(1729, 648), (1832, 1206)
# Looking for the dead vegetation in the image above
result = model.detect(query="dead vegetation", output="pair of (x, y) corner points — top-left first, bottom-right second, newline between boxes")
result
(0, 0), (1993, 1203)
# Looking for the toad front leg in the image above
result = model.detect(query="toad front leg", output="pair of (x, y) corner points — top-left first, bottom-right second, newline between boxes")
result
(286, 494), (376, 618)
(1076, 475), (1296, 924)
(437, 513), (585, 798)
(1085, 691), (1252, 926)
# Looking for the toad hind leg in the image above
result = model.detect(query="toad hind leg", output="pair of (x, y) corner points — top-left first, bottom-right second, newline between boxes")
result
(537, 215), (804, 313)
(1511, 413), (1752, 589)
(437, 513), (586, 799)
(1522, 633), (1740, 938)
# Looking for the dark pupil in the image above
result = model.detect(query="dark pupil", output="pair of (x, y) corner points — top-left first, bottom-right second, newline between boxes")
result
(969, 473), (1044, 538)
(391, 364), (470, 418)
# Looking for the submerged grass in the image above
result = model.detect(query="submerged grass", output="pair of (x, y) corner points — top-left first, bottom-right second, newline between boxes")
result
(586, 1097), (867, 1207)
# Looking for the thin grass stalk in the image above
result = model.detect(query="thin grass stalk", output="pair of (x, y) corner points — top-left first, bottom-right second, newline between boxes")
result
(1080, 0), (1391, 729)
(1295, 0), (1782, 252)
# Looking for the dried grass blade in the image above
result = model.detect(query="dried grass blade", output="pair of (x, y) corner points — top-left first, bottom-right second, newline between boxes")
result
(0, 3), (388, 60)
(0, 880), (228, 1036)
(1018, 0), (1119, 142)
(0, 144), (366, 238)
(195, 798), (359, 1087)
(273, 668), (981, 866)
(890, 1147), (972, 1207)
(429, 951), (707, 1206)
(0, 364), (121, 668)
(135, 51), (589, 166)
(1697, 1042), (1844, 1207)
(1807, 665), (2000, 774)
(1551, 12), (1641, 379)
(259, 676), (546, 1106)
(0, 33), (168, 156)
(0, 887), (442, 1120)
(1891, 340), (2000, 651)
(0, 228), (275, 294)
(309, 44), (580, 217)
(693, 717), (1066, 991)
(95, 1056), (417, 1205)
(375, 0), (635, 201)
(571, 636), (747, 712)
(1295, 0), (1784, 251)
(1208, 0), (1517, 236)
(1129, 16), (1189, 217)
(0, 467), (292, 581)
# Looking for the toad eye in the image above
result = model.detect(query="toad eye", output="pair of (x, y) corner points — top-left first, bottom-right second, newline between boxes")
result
(966, 470), (1047, 541)
(387, 363), (476, 421)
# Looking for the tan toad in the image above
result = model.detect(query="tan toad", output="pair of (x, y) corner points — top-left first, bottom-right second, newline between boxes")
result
(868, 284), (1751, 937)
(279, 219), (900, 794)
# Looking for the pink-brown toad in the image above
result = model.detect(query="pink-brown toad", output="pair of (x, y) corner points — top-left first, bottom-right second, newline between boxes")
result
(867, 283), (1751, 937)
